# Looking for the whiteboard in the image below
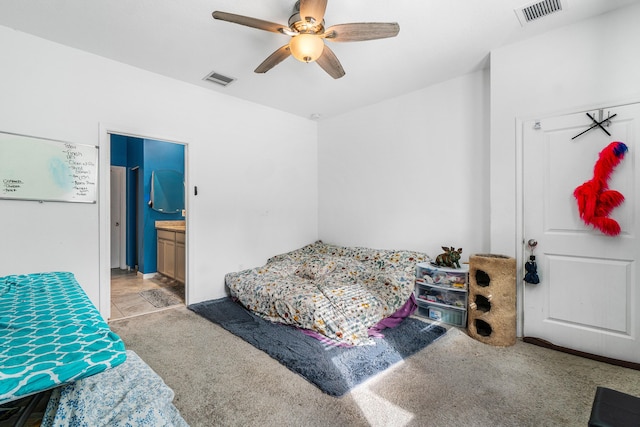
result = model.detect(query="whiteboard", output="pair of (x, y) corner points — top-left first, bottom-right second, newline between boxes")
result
(0, 131), (98, 203)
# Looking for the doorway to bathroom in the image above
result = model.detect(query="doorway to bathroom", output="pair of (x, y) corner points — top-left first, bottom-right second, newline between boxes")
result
(108, 133), (187, 320)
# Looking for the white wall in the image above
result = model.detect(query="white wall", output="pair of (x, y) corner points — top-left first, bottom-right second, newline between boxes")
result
(7, 3), (637, 320)
(490, 2), (640, 257)
(0, 26), (318, 314)
(318, 70), (490, 260)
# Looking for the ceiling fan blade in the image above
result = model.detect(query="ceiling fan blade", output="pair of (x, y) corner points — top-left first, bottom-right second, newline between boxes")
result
(324, 23), (400, 42)
(299, 0), (328, 24)
(316, 45), (345, 79)
(212, 11), (288, 34)
(254, 45), (292, 74)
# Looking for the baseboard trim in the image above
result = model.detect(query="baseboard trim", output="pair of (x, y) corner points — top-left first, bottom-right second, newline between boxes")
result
(523, 336), (640, 371)
(137, 271), (157, 280)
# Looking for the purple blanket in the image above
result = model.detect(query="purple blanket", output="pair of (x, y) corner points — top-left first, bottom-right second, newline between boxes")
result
(300, 294), (418, 346)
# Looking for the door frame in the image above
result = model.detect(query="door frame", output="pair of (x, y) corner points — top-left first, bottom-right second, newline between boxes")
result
(515, 116), (526, 337)
(516, 98), (640, 338)
(98, 123), (191, 320)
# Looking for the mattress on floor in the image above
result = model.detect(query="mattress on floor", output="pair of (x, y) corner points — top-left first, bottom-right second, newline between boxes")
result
(0, 271), (126, 404)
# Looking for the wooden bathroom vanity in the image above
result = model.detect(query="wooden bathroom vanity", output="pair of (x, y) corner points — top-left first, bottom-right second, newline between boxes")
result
(155, 221), (185, 283)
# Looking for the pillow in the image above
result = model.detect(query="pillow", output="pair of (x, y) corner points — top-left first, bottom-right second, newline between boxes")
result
(267, 240), (326, 264)
(294, 256), (337, 280)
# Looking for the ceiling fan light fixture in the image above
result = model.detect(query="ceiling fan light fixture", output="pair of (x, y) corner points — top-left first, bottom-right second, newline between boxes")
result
(212, 1), (399, 78)
(289, 34), (324, 63)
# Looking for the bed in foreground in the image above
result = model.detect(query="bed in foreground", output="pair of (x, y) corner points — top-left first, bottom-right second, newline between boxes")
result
(225, 241), (431, 346)
(42, 350), (188, 427)
(0, 271), (127, 405)
(1, 271), (189, 426)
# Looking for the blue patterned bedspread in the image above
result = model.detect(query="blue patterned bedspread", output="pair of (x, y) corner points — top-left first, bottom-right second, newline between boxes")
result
(225, 241), (430, 346)
(0, 272), (126, 404)
(42, 350), (188, 427)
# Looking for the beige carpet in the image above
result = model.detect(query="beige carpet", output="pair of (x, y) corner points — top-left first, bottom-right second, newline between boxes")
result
(110, 306), (640, 427)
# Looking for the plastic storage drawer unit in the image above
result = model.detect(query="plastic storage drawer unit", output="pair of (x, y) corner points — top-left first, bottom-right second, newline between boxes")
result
(415, 262), (469, 327)
(417, 304), (467, 327)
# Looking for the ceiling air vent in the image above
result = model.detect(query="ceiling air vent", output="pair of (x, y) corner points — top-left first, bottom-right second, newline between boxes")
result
(515, 0), (564, 26)
(203, 71), (236, 87)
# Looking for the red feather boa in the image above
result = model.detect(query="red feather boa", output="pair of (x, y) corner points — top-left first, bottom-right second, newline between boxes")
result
(573, 141), (628, 236)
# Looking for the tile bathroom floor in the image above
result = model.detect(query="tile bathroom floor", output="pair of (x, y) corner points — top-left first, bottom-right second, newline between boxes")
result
(110, 269), (185, 321)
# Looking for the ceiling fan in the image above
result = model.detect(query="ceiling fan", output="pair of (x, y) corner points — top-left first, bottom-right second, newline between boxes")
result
(212, 0), (400, 79)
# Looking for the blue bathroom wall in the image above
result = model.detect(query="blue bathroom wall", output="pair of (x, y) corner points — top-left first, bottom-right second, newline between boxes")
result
(110, 135), (184, 274)
(141, 139), (185, 274)
(110, 134), (128, 167)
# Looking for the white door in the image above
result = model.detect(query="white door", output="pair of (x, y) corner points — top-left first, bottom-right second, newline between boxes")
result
(523, 103), (640, 363)
(110, 166), (126, 269)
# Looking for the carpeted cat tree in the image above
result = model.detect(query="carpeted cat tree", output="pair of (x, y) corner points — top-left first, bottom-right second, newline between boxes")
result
(467, 254), (517, 346)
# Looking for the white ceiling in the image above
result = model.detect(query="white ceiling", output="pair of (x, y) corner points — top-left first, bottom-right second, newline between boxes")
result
(1, 0), (638, 120)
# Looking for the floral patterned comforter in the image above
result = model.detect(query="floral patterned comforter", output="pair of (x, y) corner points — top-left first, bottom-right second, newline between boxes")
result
(225, 241), (430, 346)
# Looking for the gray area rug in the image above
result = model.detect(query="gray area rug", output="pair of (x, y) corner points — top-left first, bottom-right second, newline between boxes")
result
(188, 297), (447, 396)
(151, 277), (185, 299)
(140, 288), (182, 308)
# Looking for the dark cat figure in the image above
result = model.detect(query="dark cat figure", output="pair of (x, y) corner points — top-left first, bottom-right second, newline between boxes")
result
(435, 246), (462, 269)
